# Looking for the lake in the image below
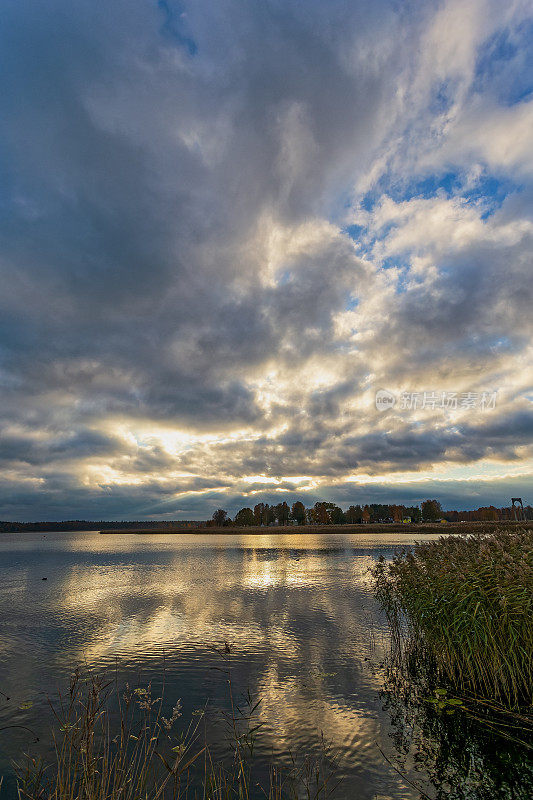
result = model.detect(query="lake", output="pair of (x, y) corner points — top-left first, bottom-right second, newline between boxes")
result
(0, 531), (530, 799)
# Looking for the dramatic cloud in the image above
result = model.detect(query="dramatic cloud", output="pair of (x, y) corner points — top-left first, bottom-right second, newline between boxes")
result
(0, 0), (532, 519)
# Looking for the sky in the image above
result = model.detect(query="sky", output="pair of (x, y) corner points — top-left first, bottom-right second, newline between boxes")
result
(0, 0), (532, 521)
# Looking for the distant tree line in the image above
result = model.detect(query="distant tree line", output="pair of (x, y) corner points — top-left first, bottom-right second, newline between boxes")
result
(1, 501), (530, 533)
(444, 505), (533, 521)
(0, 520), (203, 532)
(210, 500), (533, 527)
(211, 501), (426, 527)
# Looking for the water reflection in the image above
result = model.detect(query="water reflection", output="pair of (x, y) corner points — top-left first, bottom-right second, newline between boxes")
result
(381, 677), (533, 800)
(3, 530), (512, 799)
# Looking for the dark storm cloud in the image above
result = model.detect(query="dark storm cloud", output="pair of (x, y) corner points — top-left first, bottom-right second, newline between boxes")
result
(172, 405), (533, 483)
(0, 0), (382, 430)
(0, 429), (123, 466)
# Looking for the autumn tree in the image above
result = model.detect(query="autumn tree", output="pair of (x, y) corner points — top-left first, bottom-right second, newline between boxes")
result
(345, 505), (363, 523)
(235, 507), (255, 526)
(480, 505), (499, 521)
(254, 503), (265, 526)
(405, 505), (422, 523)
(314, 502), (329, 525)
(212, 509), (228, 526)
(421, 499), (442, 521)
(210, 498), (437, 527)
(291, 501), (306, 525)
(390, 504), (405, 523)
(369, 504), (391, 522)
(274, 501), (290, 526)
(329, 505), (345, 524)
(263, 504), (276, 526)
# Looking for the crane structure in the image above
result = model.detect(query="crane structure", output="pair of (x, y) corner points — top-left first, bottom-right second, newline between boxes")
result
(511, 497), (525, 522)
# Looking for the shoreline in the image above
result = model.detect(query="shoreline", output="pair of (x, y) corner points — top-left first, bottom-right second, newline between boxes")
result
(99, 521), (532, 535)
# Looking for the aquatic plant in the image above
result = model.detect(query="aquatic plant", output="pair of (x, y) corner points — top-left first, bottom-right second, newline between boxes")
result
(380, 669), (533, 800)
(374, 527), (533, 709)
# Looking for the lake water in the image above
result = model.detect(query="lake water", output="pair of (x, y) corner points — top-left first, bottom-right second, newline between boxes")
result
(0, 531), (530, 799)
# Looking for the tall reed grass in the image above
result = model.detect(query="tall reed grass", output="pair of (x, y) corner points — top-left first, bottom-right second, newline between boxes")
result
(15, 655), (338, 800)
(374, 527), (533, 708)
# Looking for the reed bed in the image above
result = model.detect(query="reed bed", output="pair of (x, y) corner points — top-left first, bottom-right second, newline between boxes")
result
(374, 527), (533, 708)
(104, 521), (533, 536)
(15, 660), (338, 800)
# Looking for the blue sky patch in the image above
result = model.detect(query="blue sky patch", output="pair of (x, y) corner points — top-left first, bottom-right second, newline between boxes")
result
(157, 0), (198, 56)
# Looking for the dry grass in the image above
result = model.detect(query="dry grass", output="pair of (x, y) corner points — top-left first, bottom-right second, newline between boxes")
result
(374, 526), (533, 709)
(15, 656), (339, 800)
(102, 521), (533, 535)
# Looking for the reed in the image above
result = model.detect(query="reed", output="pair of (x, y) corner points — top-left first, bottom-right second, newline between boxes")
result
(374, 527), (533, 708)
(15, 661), (338, 800)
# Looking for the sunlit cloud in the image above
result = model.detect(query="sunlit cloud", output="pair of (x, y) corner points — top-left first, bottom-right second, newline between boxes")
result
(0, 0), (532, 519)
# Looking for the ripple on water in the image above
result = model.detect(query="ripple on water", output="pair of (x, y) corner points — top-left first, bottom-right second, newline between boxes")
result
(0, 532), (448, 799)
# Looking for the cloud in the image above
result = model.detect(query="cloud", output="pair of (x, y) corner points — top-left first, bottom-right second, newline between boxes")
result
(0, 0), (532, 519)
